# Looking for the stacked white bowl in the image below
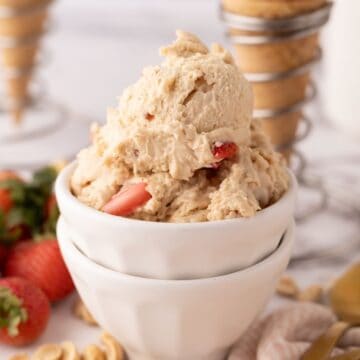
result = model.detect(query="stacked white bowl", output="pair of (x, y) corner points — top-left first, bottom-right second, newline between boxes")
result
(56, 162), (297, 360)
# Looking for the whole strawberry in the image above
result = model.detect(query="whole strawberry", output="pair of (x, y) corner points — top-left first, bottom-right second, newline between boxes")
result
(0, 188), (12, 214)
(0, 170), (21, 214)
(0, 277), (50, 346)
(43, 193), (59, 234)
(0, 170), (21, 182)
(5, 239), (75, 302)
(0, 244), (8, 271)
(44, 193), (57, 220)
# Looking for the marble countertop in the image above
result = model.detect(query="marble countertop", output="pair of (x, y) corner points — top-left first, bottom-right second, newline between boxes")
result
(1, 0), (360, 358)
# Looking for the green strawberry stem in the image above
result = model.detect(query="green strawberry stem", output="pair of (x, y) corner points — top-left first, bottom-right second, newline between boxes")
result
(33, 233), (56, 243)
(0, 166), (58, 244)
(43, 202), (60, 235)
(0, 286), (28, 336)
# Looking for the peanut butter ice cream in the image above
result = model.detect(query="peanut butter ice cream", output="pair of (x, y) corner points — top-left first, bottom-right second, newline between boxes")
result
(71, 31), (289, 222)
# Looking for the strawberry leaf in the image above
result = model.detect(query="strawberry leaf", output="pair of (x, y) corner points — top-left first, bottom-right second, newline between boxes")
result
(0, 286), (28, 337)
(32, 167), (57, 190)
(0, 166), (59, 242)
(0, 211), (7, 241)
(43, 202), (59, 235)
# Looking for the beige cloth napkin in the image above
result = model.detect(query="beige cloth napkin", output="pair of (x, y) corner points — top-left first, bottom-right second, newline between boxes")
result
(229, 303), (360, 360)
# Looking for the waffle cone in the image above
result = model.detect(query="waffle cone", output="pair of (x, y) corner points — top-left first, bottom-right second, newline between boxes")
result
(221, 0), (326, 164)
(5, 74), (31, 122)
(260, 111), (303, 164)
(6, 74), (31, 98)
(280, 148), (292, 164)
(0, 43), (40, 122)
(0, 0), (46, 7)
(233, 33), (319, 73)
(260, 111), (301, 147)
(223, 0), (325, 73)
(222, 0), (328, 19)
(253, 72), (309, 110)
(0, 0), (50, 122)
(1, 42), (38, 68)
(0, 6), (47, 38)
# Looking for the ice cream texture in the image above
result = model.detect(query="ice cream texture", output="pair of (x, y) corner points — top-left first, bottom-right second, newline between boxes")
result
(71, 31), (289, 222)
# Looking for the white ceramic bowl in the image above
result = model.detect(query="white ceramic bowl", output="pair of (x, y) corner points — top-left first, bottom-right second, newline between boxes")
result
(55, 162), (297, 280)
(58, 218), (294, 360)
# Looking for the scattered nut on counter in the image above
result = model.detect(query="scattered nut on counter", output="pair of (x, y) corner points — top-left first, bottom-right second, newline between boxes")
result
(277, 275), (324, 304)
(32, 344), (63, 360)
(297, 284), (324, 303)
(82, 344), (106, 360)
(276, 275), (300, 298)
(61, 341), (81, 360)
(9, 332), (124, 360)
(8, 355), (28, 360)
(101, 333), (124, 360)
(73, 297), (98, 326)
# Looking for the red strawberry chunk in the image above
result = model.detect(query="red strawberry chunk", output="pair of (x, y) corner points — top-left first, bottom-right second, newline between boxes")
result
(212, 141), (238, 160)
(103, 182), (152, 217)
(145, 113), (155, 121)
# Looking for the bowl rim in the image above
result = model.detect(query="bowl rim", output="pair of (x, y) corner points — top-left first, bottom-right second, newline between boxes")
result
(59, 218), (294, 286)
(55, 161), (297, 230)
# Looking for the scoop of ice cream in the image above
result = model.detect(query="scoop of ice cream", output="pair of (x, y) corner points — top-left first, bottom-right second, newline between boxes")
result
(87, 31), (252, 181)
(71, 31), (289, 221)
(120, 31), (252, 134)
